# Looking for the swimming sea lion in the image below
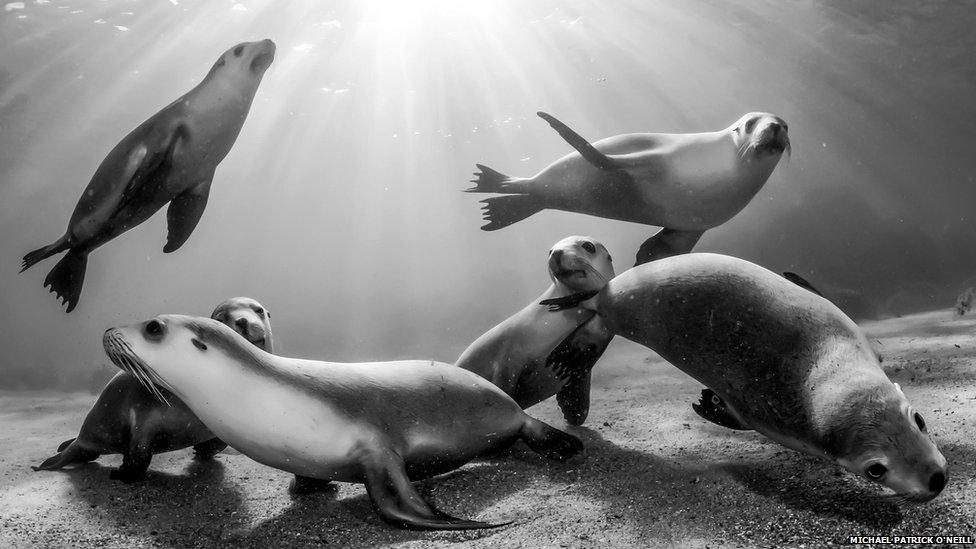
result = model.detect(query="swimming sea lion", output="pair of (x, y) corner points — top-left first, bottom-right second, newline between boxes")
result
(545, 253), (947, 501)
(467, 111), (789, 264)
(20, 39), (276, 312)
(455, 236), (614, 424)
(102, 315), (584, 530)
(33, 297), (274, 483)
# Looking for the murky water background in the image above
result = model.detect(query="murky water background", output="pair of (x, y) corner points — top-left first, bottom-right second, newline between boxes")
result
(1, 0), (974, 389)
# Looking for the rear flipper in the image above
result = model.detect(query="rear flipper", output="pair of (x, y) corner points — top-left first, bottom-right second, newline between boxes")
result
(635, 228), (705, 266)
(20, 236), (69, 273)
(362, 446), (508, 530)
(290, 475), (336, 495)
(32, 440), (101, 471)
(466, 163), (517, 193)
(192, 437), (227, 460)
(519, 417), (583, 460)
(42, 249), (89, 313)
(692, 389), (752, 431)
(478, 195), (544, 231)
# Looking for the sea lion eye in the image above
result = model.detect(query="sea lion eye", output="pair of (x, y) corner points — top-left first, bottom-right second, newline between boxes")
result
(233, 45), (244, 57)
(914, 412), (927, 432)
(865, 463), (887, 480)
(254, 306), (265, 316)
(145, 320), (165, 339)
(744, 118), (758, 133)
(581, 242), (596, 253)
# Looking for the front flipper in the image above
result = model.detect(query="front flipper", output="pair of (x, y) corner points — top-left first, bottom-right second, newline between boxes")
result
(537, 111), (620, 171)
(635, 228), (705, 266)
(539, 290), (599, 312)
(164, 179), (212, 253)
(116, 124), (189, 214)
(361, 446), (507, 530)
(547, 318), (613, 426)
(192, 437), (227, 460)
(692, 389), (752, 431)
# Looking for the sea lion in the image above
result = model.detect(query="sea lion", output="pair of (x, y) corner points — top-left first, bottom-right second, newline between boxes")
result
(545, 253), (947, 501)
(467, 111), (789, 264)
(455, 236), (614, 424)
(102, 315), (584, 530)
(33, 297), (274, 483)
(20, 39), (276, 312)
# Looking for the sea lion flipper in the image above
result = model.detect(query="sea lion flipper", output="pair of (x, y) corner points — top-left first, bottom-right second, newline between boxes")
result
(635, 228), (705, 266)
(518, 417), (584, 460)
(781, 272), (824, 297)
(478, 195), (544, 231)
(42, 249), (88, 313)
(191, 436), (227, 460)
(549, 319), (612, 425)
(537, 111), (620, 171)
(556, 370), (592, 426)
(32, 441), (100, 471)
(164, 180), (212, 253)
(117, 126), (187, 212)
(539, 290), (599, 312)
(692, 389), (752, 431)
(362, 446), (507, 530)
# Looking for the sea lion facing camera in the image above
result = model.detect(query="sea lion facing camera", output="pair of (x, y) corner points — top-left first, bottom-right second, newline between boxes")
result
(20, 39), (276, 312)
(546, 253), (947, 502)
(33, 297), (274, 483)
(455, 236), (614, 424)
(102, 315), (584, 530)
(467, 111), (789, 264)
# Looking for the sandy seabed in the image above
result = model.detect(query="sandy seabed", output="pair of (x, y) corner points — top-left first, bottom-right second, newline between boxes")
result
(0, 310), (973, 548)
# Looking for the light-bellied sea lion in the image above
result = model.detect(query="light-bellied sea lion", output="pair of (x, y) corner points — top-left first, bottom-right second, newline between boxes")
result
(20, 39), (276, 312)
(545, 253), (947, 502)
(467, 111), (789, 264)
(102, 315), (584, 530)
(32, 297), (274, 483)
(455, 236), (614, 425)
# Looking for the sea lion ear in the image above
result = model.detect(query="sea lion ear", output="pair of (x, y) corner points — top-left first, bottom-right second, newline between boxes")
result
(192, 338), (208, 351)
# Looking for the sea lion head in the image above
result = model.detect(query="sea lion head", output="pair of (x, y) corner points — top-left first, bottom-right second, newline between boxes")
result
(825, 379), (948, 503)
(206, 39), (276, 81)
(211, 297), (274, 352)
(547, 236), (614, 293)
(728, 111), (790, 160)
(104, 315), (263, 406)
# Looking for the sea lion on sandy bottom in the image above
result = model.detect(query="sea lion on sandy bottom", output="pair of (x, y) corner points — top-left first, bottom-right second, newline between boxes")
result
(455, 236), (614, 425)
(32, 297), (273, 483)
(20, 39), (276, 313)
(467, 111), (789, 264)
(102, 315), (584, 530)
(545, 253), (947, 502)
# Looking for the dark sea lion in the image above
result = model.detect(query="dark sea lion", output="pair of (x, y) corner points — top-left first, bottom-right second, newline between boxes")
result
(32, 297), (273, 483)
(455, 236), (614, 424)
(550, 253), (947, 502)
(20, 39), (275, 312)
(102, 315), (583, 530)
(466, 111), (789, 264)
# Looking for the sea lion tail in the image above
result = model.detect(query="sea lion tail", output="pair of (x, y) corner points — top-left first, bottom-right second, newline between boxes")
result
(43, 249), (88, 313)
(478, 195), (543, 231)
(519, 416), (583, 460)
(20, 236), (69, 273)
(466, 163), (514, 193)
(32, 441), (100, 471)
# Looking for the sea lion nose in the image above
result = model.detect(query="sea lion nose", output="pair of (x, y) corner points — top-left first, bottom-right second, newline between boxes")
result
(768, 122), (781, 135)
(929, 470), (947, 494)
(235, 317), (249, 334)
